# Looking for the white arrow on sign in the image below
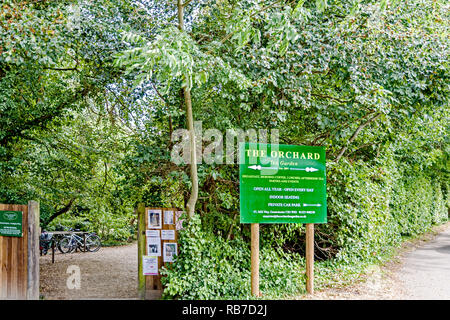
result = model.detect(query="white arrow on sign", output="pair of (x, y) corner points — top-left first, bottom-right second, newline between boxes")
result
(290, 167), (319, 172)
(248, 165), (279, 170)
(249, 165), (319, 172)
(303, 203), (322, 207)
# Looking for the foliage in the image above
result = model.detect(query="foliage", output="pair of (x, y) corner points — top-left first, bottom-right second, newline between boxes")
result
(0, 0), (155, 242)
(0, 0), (448, 299)
(161, 215), (252, 299)
(161, 215), (308, 299)
(151, 0), (449, 299)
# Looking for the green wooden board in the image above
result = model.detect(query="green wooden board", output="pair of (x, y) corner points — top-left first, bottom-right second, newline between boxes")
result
(239, 143), (327, 224)
(0, 210), (23, 237)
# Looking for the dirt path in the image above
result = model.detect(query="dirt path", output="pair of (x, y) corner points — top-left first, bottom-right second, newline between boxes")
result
(299, 222), (450, 300)
(40, 242), (138, 300)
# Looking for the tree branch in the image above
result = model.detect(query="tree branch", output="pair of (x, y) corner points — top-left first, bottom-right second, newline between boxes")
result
(43, 66), (78, 72)
(335, 112), (382, 162)
(311, 92), (351, 104)
(0, 86), (90, 147)
(204, 0), (284, 54)
(182, 0), (193, 8)
(44, 198), (76, 226)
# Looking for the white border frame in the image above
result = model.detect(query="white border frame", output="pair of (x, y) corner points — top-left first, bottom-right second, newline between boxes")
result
(148, 209), (162, 229)
(164, 210), (174, 225)
(147, 237), (161, 256)
(163, 242), (177, 263)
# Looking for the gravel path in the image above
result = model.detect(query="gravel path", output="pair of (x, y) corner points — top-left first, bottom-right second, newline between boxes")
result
(40, 242), (138, 300)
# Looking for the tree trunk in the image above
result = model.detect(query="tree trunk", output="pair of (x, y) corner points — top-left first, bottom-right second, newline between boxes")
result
(178, 0), (198, 219)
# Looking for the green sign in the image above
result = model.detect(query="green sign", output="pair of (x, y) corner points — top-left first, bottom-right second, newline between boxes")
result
(0, 210), (23, 237)
(240, 143), (327, 224)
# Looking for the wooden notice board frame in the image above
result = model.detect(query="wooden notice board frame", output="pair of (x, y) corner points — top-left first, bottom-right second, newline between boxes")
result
(137, 205), (181, 300)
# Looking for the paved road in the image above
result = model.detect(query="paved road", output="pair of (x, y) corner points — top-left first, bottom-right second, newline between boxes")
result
(299, 223), (450, 300)
(399, 225), (450, 299)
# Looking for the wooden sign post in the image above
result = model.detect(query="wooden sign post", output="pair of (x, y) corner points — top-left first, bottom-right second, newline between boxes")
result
(239, 143), (326, 297)
(251, 223), (259, 297)
(306, 223), (314, 294)
(250, 223), (315, 297)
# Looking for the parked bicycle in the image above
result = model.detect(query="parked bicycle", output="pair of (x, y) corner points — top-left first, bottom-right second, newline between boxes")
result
(39, 230), (54, 256)
(58, 229), (102, 254)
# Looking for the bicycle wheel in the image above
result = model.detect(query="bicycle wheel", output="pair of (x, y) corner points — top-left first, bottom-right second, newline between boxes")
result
(77, 239), (88, 252)
(58, 236), (74, 254)
(86, 234), (101, 252)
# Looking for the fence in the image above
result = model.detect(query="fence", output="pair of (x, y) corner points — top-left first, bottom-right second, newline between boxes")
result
(0, 201), (39, 300)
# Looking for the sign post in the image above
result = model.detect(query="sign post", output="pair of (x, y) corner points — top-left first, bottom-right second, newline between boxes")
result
(251, 223), (260, 296)
(306, 223), (314, 294)
(239, 143), (327, 295)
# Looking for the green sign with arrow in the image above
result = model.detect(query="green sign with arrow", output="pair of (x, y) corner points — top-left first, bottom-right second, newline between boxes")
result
(239, 143), (327, 224)
(0, 210), (23, 237)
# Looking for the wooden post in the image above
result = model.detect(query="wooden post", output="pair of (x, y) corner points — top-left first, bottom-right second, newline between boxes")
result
(251, 223), (260, 297)
(27, 200), (39, 300)
(306, 223), (314, 294)
(137, 203), (146, 300)
(52, 240), (55, 264)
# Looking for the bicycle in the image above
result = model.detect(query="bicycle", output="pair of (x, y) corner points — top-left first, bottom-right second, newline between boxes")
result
(58, 230), (102, 253)
(39, 230), (54, 256)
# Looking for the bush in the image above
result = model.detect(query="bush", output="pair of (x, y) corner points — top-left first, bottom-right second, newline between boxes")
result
(327, 159), (400, 263)
(391, 176), (434, 236)
(161, 215), (251, 299)
(431, 183), (448, 225)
